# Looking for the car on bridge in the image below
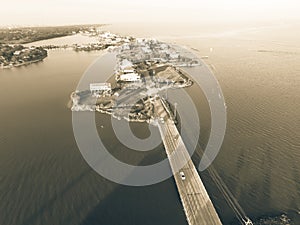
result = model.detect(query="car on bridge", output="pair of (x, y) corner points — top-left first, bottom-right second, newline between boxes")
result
(180, 171), (186, 180)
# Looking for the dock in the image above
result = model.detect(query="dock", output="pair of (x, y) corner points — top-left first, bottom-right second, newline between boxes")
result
(154, 98), (222, 225)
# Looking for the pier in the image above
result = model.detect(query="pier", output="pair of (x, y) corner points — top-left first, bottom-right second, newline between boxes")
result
(154, 98), (222, 225)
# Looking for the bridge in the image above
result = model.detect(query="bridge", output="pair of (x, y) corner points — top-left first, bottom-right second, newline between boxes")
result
(153, 97), (223, 225)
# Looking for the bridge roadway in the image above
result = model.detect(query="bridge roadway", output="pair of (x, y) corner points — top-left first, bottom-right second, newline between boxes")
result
(154, 98), (222, 225)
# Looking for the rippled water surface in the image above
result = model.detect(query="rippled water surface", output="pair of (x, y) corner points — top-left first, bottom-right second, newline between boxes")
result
(0, 23), (299, 224)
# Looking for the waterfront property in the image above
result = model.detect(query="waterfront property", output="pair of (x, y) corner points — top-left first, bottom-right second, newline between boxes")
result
(90, 83), (112, 96)
(0, 44), (47, 68)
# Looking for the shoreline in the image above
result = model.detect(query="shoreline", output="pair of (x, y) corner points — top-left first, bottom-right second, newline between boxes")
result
(0, 57), (46, 69)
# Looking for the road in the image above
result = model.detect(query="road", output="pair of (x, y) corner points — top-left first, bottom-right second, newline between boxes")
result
(154, 98), (222, 225)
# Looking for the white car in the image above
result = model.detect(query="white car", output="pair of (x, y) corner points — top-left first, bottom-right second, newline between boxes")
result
(180, 171), (186, 180)
(160, 117), (165, 124)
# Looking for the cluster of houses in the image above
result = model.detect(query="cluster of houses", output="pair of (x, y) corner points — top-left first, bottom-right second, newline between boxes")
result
(73, 31), (135, 52)
(98, 32), (134, 46)
(0, 45), (47, 68)
(113, 38), (198, 83)
(87, 37), (199, 95)
(117, 38), (198, 66)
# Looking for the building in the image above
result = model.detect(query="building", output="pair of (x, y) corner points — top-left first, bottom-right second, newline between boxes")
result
(123, 69), (135, 74)
(13, 51), (21, 56)
(90, 83), (111, 94)
(119, 73), (141, 82)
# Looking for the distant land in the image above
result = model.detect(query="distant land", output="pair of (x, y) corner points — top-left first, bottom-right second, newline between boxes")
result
(0, 24), (109, 68)
(0, 24), (106, 44)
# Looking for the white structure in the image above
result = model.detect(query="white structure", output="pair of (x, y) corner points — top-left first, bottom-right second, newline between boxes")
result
(142, 47), (151, 53)
(120, 59), (133, 70)
(170, 53), (179, 59)
(119, 73), (141, 82)
(90, 83), (111, 92)
(14, 51), (21, 56)
(123, 69), (135, 74)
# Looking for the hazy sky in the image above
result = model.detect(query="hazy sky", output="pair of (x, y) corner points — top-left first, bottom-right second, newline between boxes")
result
(1, 0), (300, 26)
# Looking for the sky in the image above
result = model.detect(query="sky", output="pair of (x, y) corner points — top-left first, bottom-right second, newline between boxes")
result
(0, 0), (300, 26)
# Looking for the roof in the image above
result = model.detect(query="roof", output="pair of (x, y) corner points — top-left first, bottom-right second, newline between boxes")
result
(90, 83), (111, 91)
(123, 69), (135, 73)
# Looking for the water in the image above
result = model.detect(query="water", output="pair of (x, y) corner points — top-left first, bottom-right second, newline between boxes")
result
(110, 22), (300, 223)
(24, 34), (99, 47)
(0, 47), (187, 225)
(0, 24), (299, 225)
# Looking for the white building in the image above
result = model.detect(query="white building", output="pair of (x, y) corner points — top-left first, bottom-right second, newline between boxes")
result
(90, 83), (111, 93)
(119, 73), (141, 82)
(14, 51), (21, 56)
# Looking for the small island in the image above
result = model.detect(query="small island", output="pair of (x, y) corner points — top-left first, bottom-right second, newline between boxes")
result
(71, 38), (199, 123)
